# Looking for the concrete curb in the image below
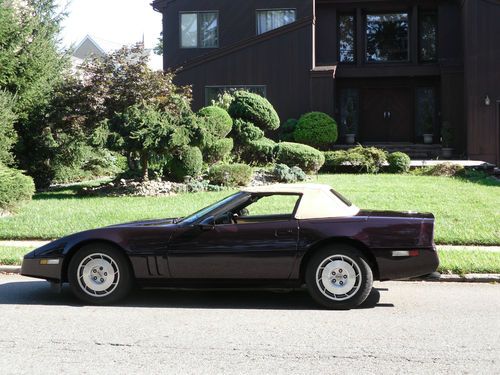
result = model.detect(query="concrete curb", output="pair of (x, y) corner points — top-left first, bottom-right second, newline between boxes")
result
(1, 266), (499, 283)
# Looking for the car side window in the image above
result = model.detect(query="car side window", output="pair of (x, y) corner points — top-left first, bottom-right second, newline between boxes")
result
(234, 194), (301, 223)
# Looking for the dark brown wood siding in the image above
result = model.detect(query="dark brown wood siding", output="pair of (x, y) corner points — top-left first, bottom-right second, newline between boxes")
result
(158, 0), (313, 69)
(174, 19), (314, 121)
(462, 0), (500, 164)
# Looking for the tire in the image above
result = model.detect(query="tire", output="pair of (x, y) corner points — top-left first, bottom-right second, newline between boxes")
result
(305, 245), (373, 309)
(68, 243), (133, 305)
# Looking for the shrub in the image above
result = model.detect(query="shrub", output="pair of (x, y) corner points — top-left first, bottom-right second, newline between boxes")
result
(169, 146), (203, 181)
(204, 138), (234, 164)
(211, 91), (234, 111)
(241, 137), (276, 165)
(272, 164), (307, 183)
(417, 162), (465, 177)
(293, 112), (338, 149)
(231, 119), (264, 144)
(274, 142), (325, 174)
(197, 106), (233, 138)
(0, 164), (35, 212)
(208, 163), (253, 186)
(345, 145), (387, 173)
(387, 152), (411, 173)
(279, 118), (298, 142)
(322, 150), (348, 173)
(0, 91), (17, 165)
(228, 91), (280, 131)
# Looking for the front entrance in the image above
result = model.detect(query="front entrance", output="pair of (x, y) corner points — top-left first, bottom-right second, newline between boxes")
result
(360, 87), (412, 142)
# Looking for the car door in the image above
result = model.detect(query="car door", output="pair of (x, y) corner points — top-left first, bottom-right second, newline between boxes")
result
(167, 194), (301, 279)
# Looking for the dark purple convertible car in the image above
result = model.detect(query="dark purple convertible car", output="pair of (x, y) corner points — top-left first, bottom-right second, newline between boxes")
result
(21, 184), (439, 309)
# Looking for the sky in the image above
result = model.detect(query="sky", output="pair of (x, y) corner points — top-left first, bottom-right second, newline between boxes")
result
(56, 0), (163, 70)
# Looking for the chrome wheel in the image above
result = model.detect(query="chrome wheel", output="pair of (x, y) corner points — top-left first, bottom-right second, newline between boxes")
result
(77, 253), (120, 297)
(316, 255), (362, 301)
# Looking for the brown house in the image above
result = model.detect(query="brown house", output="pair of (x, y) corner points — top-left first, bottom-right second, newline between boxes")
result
(152, 0), (500, 164)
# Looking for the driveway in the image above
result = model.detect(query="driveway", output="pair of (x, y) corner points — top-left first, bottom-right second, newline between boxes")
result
(0, 275), (499, 374)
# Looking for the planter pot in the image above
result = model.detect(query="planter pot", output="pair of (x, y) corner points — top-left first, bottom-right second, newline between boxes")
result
(423, 134), (433, 144)
(345, 134), (356, 144)
(442, 147), (454, 158)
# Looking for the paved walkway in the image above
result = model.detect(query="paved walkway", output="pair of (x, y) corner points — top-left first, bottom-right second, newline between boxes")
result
(1, 240), (499, 252)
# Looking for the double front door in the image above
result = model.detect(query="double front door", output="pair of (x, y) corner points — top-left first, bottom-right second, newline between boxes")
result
(360, 87), (412, 142)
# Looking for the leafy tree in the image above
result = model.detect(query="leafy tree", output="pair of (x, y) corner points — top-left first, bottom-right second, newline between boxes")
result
(115, 102), (191, 181)
(0, 90), (17, 165)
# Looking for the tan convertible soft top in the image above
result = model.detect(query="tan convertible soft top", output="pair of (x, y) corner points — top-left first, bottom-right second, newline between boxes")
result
(242, 184), (360, 219)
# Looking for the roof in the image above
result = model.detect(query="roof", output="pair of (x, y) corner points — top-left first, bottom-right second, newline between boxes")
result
(242, 184), (360, 219)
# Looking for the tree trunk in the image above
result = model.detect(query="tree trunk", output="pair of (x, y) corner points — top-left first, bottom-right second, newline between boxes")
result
(140, 152), (149, 182)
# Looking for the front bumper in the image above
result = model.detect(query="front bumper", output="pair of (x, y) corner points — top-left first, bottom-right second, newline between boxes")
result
(21, 258), (63, 281)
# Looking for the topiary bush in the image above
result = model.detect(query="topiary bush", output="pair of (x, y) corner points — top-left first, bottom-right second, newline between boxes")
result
(0, 163), (35, 212)
(274, 142), (325, 174)
(197, 106), (233, 138)
(168, 146), (203, 181)
(279, 118), (298, 142)
(228, 91), (280, 131)
(387, 152), (411, 173)
(231, 119), (264, 144)
(272, 164), (307, 183)
(293, 112), (338, 149)
(208, 163), (253, 186)
(204, 138), (234, 164)
(240, 137), (276, 165)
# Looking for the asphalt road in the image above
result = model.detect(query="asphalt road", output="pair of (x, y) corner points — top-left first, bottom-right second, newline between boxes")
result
(0, 275), (499, 375)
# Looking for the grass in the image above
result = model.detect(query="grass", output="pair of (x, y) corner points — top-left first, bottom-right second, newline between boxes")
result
(2, 246), (499, 275)
(0, 174), (498, 245)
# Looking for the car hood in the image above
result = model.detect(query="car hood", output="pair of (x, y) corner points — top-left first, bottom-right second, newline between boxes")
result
(357, 209), (434, 220)
(106, 217), (180, 228)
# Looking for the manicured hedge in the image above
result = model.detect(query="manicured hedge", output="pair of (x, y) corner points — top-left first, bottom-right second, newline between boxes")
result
(387, 152), (411, 173)
(0, 164), (35, 212)
(208, 163), (253, 186)
(321, 146), (387, 173)
(274, 142), (325, 174)
(197, 106), (233, 138)
(228, 91), (280, 131)
(241, 137), (276, 165)
(204, 138), (234, 164)
(169, 146), (203, 181)
(232, 119), (264, 144)
(293, 112), (338, 149)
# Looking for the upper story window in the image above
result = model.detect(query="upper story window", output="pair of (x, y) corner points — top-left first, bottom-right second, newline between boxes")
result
(338, 14), (355, 63)
(180, 11), (218, 48)
(419, 12), (437, 62)
(256, 9), (296, 35)
(366, 13), (409, 62)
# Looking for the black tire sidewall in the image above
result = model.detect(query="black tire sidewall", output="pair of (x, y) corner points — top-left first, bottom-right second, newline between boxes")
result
(68, 243), (133, 305)
(305, 246), (373, 309)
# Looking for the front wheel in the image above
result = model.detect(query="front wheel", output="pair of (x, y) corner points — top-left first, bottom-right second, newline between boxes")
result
(305, 245), (373, 309)
(68, 243), (133, 305)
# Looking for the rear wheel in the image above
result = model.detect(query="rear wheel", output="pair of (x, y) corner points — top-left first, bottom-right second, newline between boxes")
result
(305, 245), (373, 309)
(68, 243), (133, 305)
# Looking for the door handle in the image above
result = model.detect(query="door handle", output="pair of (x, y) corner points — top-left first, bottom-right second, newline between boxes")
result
(275, 229), (294, 237)
(387, 111), (391, 119)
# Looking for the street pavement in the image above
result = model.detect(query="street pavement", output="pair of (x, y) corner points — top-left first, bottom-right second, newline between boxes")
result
(0, 275), (499, 374)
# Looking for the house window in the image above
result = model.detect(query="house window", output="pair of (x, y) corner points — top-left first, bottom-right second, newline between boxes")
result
(180, 12), (218, 48)
(338, 14), (355, 63)
(366, 13), (409, 62)
(205, 86), (267, 105)
(415, 88), (436, 138)
(256, 9), (296, 35)
(339, 89), (359, 135)
(419, 12), (437, 62)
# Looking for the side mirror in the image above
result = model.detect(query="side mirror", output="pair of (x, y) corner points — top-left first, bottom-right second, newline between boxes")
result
(199, 216), (215, 231)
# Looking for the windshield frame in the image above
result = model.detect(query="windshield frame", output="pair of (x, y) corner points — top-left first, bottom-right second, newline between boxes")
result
(178, 192), (245, 225)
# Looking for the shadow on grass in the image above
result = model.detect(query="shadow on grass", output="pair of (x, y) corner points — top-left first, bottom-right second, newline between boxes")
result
(0, 279), (392, 310)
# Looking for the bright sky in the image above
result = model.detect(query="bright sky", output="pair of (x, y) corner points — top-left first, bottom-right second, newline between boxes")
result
(57, 0), (163, 69)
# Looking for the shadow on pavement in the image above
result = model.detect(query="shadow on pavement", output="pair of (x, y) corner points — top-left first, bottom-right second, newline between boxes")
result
(0, 279), (393, 310)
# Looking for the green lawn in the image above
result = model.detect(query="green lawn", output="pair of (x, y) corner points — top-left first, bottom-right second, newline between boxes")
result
(2, 246), (499, 275)
(0, 174), (499, 245)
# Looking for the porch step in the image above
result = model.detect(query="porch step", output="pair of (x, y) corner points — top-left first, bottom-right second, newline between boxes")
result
(332, 143), (443, 159)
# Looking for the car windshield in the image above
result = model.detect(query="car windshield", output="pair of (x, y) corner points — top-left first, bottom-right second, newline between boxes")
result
(179, 192), (242, 224)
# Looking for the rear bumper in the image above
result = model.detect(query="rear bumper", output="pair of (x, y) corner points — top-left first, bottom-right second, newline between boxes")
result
(375, 246), (439, 281)
(21, 258), (63, 281)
